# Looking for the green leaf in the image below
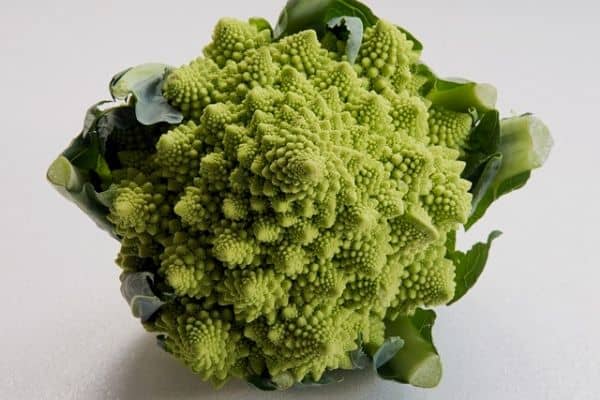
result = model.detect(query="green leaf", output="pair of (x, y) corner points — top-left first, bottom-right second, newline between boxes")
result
(109, 63), (183, 126)
(411, 63), (437, 96)
(372, 336), (404, 369)
(50, 63), (185, 245)
(349, 347), (370, 369)
(466, 153), (503, 228)
(47, 156), (116, 237)
(326, 16), (364, 63)
(273, 1), (422, 65)
(63, 101), (126, 177)
(95, 106), (140, 155)
(249, 17), (273, 35)
(109, 63), (168, 99)
(466, 171), (531, 229)
(465, 114), (552, 228)
(447, 230), (502, 304)
(120, 272), (165, 322)
(132, 74), (184, 126)
(397, 26), (423, 52)
(460, 110), (503, 229)
(48, 100), (151, 237)
(379, 309), (442, 388)
(274, 0), (377, 40)
(462, 110), (501, 180)
(156, 334), (167, 351)
(63, 100), (143, 172)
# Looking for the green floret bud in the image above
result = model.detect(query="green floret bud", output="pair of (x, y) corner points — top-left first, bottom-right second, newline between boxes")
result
(217, 268), (290, 323)
(222, 196), (248, 220)
(162, 58), (225, 120)
(388, 238), (456, 317)
(388, 203), (439, 260)
(204, 18), (272, 67)
(311, 62), (365, 101)
(159, 233), (219, 298)
(154, 121), (202, 187)
(356, 20), (417, 91)
(149, 305), (248, 387)
(212, 230), (258, 268)
(244, 305), (359, 381)
(336, 224), (393, 276)
(272, 30), (329, 76)
(387, 91), (430, 141)
(107, 177), (169, 237)
(252, 218), (282, 243)
(269, 242), (308, 276)
(427, 106), (473, 152)
(174, 186), (215, 231)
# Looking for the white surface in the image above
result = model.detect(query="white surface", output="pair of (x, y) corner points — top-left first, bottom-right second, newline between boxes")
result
(1, 1), (599, 399)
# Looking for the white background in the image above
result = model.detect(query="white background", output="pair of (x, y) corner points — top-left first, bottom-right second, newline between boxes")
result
(1, 1), (598, 399)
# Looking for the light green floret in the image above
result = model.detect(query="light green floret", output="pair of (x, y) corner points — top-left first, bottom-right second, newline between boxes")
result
(107, 176), (169, 237)
(252, 217), (282, 243)
(374, 180), (407, 219)
(311, 62), (366, 101)
(387, 91), (430, 142)
(423, 151), (472, 229)
(199, 151), (232, 191)
(153, 121), (202, 187)
(341, 273), (379, 311)
(200, 103), (243, 144)
(387, 136), (435, 197)
(388, 237), (456, 318)
(149, 305), (248, 388)
(204, 18), (272, 67)
(162, 58), (225, 120)
(159, 232), (218, 298)
(217, 268), (290, 323)
(244, 305), (360, 382)
(174, 185), (217, 231)
(268, 241), (308, 276)
(211, 229), (258, 268)
(221, 196), (248, 220)
(290, 261), (346, 306)
(427, 106), (473, 151)
(351, 93), (394, 134)
(355, 20), (418, 91)
(271, 30), (329, 76)
(258, 126), (326, 194)
(230, 48), (278, 97)
(388, 203), (439, 261)
(336, 224), (393, 277)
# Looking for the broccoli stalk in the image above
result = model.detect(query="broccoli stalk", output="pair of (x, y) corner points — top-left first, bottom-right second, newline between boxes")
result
(495, 114), (553, 185)
(378, 310), (442, 388)
(427, 81), (498, 114)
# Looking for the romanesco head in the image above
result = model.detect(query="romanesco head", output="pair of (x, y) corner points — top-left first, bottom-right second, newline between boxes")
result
(103, 18), (473, 386)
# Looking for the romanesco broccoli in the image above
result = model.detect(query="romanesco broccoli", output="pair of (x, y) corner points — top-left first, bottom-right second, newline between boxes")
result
(47, 0), (552, 391)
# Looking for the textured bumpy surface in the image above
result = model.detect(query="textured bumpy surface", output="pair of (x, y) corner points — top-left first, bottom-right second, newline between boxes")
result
(103, 18), (475, 386)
